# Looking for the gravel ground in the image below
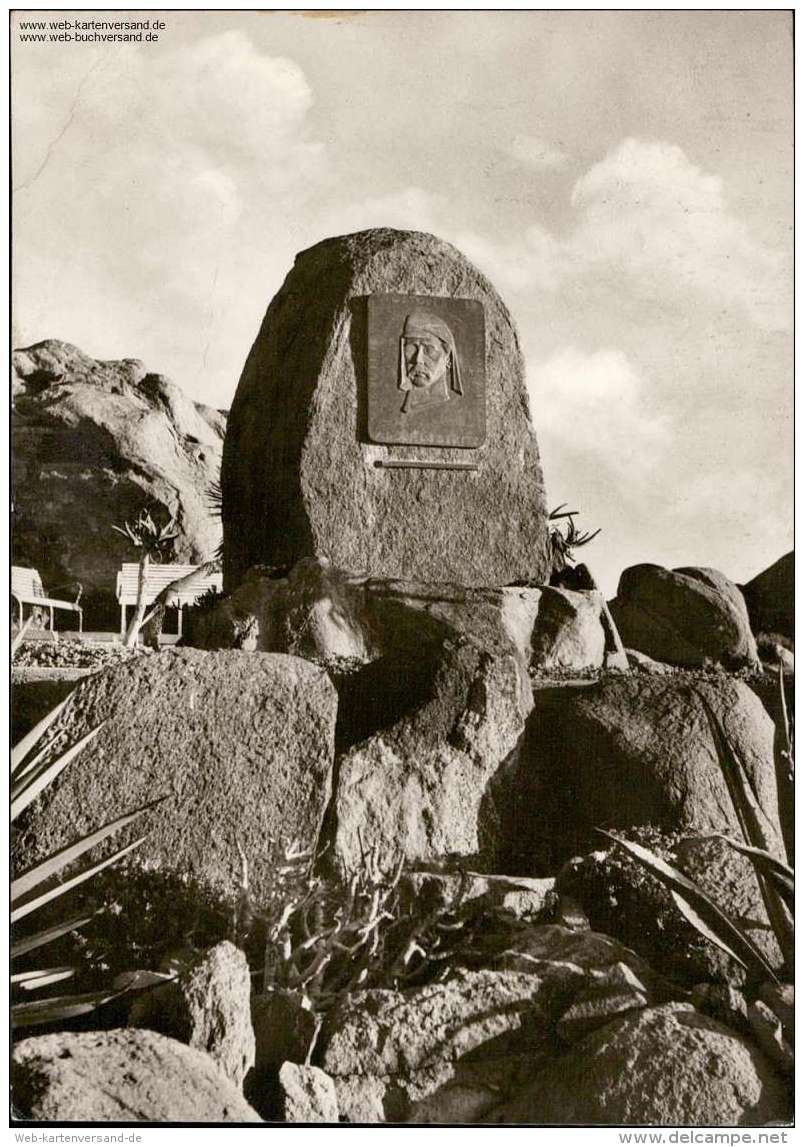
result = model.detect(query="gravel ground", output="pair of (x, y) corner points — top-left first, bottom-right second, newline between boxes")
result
(12, 640), (151, 671)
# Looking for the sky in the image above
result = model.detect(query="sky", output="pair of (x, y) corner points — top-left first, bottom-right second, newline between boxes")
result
(11, 10), (793, 595)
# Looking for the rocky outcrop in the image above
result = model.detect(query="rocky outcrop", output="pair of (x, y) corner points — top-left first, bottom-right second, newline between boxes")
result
(221, 229), (550, 592)
(11, 1029), (262, 1122)
(12, 340), (225, 628)
(490, 1003), (790, 1126)
(609, 564), (759, 669)
(741, 552), (794, 642)
(129, 941), (255, 1087)
(12, 649), (337, 908)
(504, 674), (784, 871)
(189, 558), (605, 874)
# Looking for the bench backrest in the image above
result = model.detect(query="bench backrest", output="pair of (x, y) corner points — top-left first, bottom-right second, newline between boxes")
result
(12, 566), (46, 600)
(116, 563), (223, 606)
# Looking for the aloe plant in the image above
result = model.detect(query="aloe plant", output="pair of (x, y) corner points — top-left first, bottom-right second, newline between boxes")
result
(548, 504), (602, 572)
(112, 507), (178, 647)
(11, 699), (159, 1028)
(598, 830), (785, 987)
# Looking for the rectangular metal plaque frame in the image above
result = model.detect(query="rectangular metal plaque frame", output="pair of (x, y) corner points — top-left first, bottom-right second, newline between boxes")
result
(366, 294), (486, 448)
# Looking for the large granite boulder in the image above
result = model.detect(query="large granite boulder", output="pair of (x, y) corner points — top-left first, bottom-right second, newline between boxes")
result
(12, 340), (225, 628)
(504, 674), (784, 871)
(331, 633), (532, 874)
(608, 564), (759, 668)
(741, 551), (794, 641)
(12, 649), (337, 910)
(490, 1003), (790, 1126)
(221, 229), (550, 592)
(11, 1029), (262, 1122)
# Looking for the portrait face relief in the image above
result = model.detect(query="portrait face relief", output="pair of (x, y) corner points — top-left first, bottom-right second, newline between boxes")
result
(404, 337), (448, 389)
(367, 293), (486, 448)
(398, 310), (463, 415)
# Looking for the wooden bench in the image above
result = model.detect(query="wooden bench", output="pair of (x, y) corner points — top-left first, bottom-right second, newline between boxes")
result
(11, 566), (83, 638)
(115, 563), (223, 639)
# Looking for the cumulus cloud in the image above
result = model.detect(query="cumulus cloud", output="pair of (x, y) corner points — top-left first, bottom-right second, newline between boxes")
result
(508, 133), (568, 169)
(454, 225), (566, 292)
(529, 345), (668, 474)
(569, 138), (789, 331)
(455, 138), (789, 332)
(13, 31), (328, 401)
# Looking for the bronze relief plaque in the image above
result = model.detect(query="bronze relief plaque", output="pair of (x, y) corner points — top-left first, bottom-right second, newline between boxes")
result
(366, 294), (486, 448)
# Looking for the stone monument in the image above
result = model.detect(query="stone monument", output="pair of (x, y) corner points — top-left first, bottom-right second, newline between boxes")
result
(222, 228), (550, 591)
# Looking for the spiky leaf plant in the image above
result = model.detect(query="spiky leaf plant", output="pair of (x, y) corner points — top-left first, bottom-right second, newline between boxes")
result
(11, 700), (158, 1028)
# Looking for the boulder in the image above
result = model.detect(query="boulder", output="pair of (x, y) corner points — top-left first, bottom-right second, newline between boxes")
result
(609, 564), (759, 668)
(11, 1029), (262, 1122)
(12, 340), (224, 628)
(129, 941), (255, 1087)
(483, 922), (659, 988)
(318, 930), (666, 1124)
(674, 835), (785, 971)
(331, 635), (532, 874)
(490, 1003), (790, 1126)
(247, 990), (319, 1117)
(192, 557), (606, 674)
(278, 1063), (339, 1123)
(504, 674), (784, 870)
(555, 974), (649, 1045)
(741, 552), (794, 641)
(221, 228), (550, 592)
(530, 587), (606, 670)
(12, 649), (337, 910)
(320, 970), (555, 1123)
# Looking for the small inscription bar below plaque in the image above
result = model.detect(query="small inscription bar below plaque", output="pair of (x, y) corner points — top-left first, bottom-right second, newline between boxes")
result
(374, 459), (480, 471)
